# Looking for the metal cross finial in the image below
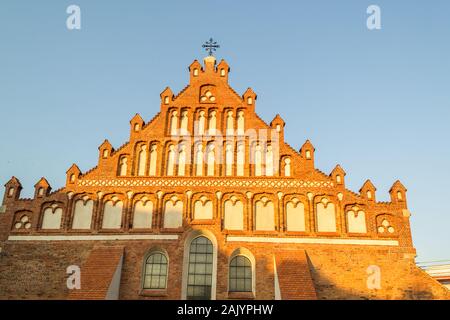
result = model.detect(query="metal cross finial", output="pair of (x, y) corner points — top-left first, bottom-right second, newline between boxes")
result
(202, 38), (220, 56)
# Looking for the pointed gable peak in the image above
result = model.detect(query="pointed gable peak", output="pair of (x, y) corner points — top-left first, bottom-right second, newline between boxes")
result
(360, 179), (376, 192)
(216, 59), (230, 79)
(160, 87), (174, 105)
(5, 176), (21, 187)
(331, 164), (346, 176)
(330, 164), (345, 185)
(270, 114), (285, 127)
(189, 57), (230, 82)
(243, 87), (256, 98)
(243, 88), (257, 106)
(99, 139), (112, 150)
(300, 139), (315, 152)
(189, 60), (203, 80)
(217, 59), (229, 70)
(130, 113), (145, 134)
(66, 164), (81, 185)
(160, 86), (173, 97)
(189, 59), (202, 71)
(34, 177), (50, 188)
(66, 163), (81, 174)
(389, 180), (407, 192)
(130, 113), (144, 124)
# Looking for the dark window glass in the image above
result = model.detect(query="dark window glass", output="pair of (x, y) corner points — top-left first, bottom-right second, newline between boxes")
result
(143, 252), (168, 289)
(187, 236), (213, 300)
(229, 255), (252, 292)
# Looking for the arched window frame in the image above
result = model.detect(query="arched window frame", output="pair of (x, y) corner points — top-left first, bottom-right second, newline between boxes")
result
(206, 142), (216, 176)
(71, 195), (94, 230)
(177, 141), (188, 177)
(132, 195), (155, 229)
(252, 142), (263, 177)
(141, 249), (169, 291)
(148, 142), (159, 176)
(254, 195), (276, 231)
(165, 143), (176, 176)
(162, 194), (184, 229)
(236, 141), (245, 176)
(134, 142), (148, 177)
(236, 109), (245, 136)
(282, 156), (292, 177)
(223, 194), (245, 231)
(181, 230), (218, 300)
(196, 109), (207, 136)
(192, 193), (214, 220)
(207, 109), (218, 136)
(283, 195), (307, 233)
(224, 108), (234, 136)
(228, 248), (256, 296)
(117, 155), (129, 177)
(40, 202), (64, 230)
(101, 195), (124, 230)
(180, 108), (190, 136)
(314, 196), (337, 233)
(224, 140), (234, 176)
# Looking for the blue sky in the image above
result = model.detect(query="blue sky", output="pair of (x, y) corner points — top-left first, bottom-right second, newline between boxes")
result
(0, 0), (449, 262)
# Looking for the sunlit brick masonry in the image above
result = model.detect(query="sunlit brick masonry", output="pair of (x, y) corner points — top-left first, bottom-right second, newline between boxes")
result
(0, 55), (448, 300)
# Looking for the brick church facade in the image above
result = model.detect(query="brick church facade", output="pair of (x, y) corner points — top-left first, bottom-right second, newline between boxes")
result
(0, 56), (448, 300)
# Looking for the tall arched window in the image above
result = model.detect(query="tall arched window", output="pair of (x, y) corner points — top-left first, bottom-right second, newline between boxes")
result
(284, 158), (291, 177)
(229, 255), (252, 292)
(118, 156), (128, 176)
(143, 252), (168, 290)
(178, 144), (187, 176)
(265, 145), (274, 176)
(197, 111), (206, 135)
(208, 110), (217, 135)
(226, 111), (234, 135)
(166, 145), (175, 176)
(137, 145), (147, 176)
(237, 111), (245, 135)
(195, 144), (204, 176)
(237, 143), (245, 176)
(180, 110), (189, 135)
(187, 236), (213, 300)
(206, 144), (215, 176)
(225, 143), (233, 176)
(149, 144), (158, 176)
(170, 111), (178, 135)
(254, 145), (262, 176)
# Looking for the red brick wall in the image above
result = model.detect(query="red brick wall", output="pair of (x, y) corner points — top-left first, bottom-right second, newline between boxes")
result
(0, 57), (442, 300)
(0, 232), (448, 300)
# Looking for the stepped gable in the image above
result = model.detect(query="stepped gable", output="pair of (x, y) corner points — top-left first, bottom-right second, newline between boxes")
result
(1, 55), (447, 300)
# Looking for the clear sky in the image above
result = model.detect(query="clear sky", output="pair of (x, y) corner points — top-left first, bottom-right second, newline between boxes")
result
(0, 0), (449, 262)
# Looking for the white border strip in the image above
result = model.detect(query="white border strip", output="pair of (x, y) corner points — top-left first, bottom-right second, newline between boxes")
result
(227, 236), (399, 246)
(8, 234), (179, 241)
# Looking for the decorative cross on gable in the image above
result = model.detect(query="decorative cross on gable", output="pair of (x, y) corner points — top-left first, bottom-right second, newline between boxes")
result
(202, 38), (220, 56)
